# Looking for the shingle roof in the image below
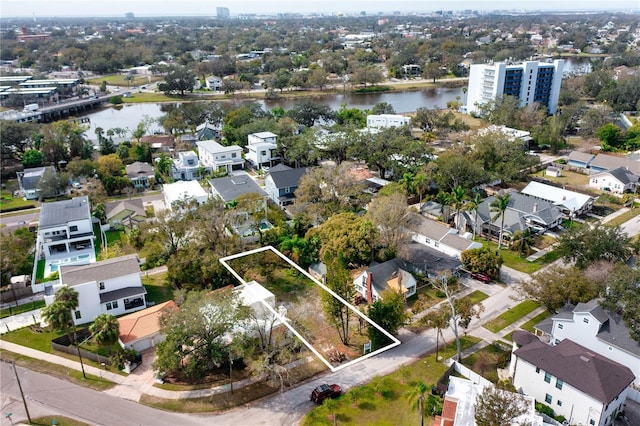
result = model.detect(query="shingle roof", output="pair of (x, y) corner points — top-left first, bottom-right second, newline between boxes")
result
(99, 286), (147, 304)
(592, 166), (639, 185)
(118, 300), (176, 344)
(574, 300), (609, 324)
(209, 175), (267, 203)
(567, 151), (595, 164)
(125, 162), (154, 179)
(105, 199), (146, 221)
(591, 153), (640, 175)
(20, 166), (53, 191)
(268, 167), (307, 189)
(60, 254), (140, 286)
(514, 337), (635, 403)
(366, 258), (412, 295)
(406, 213), (451, 241)
(39, 196), (92, 228)
(400, 242), (462, 275)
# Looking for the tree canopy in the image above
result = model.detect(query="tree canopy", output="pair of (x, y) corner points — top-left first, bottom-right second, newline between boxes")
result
(557, 224), (633, 269)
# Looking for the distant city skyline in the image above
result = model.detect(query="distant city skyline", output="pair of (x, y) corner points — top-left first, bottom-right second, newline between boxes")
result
(1, 0), (638, 18)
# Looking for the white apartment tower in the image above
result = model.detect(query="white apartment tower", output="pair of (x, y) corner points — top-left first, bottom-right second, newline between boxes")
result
(466, 60), (564, 115)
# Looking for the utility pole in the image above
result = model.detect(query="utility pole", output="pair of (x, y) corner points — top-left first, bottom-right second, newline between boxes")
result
(11, 362), (32, 425)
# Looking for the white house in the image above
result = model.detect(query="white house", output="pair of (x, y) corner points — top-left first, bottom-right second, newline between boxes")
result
(544, 300), (640, 387)
(36, 196), (96, 284)
(366, 114), (411, 129)
(45, 255), (147, 326)
(406, 213), (482, 259)
(521, 181), (595, 216)
(205, 76), (223, 91)
(163, 180), (208, 210)
(352, 259), (417, 303)
(196, 140), (244, 174)
(589, 167), (639, 194)
(246, 131), (280, 169)
(118, 300), (177, 352)
(510, 331), (635, 426)
(171, 151), (206, 181)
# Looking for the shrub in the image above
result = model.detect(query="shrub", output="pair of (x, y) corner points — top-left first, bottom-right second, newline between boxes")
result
(109, 95), (123, 104)
(535, 402), (555, 417)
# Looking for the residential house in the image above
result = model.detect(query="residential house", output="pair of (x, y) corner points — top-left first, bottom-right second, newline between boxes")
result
(118, 301), (177, 352)
(36, 196), (96, 284)
(567, 151), (595, 170)
(589, 167), (639, 194)
(105, 198), (146, 229)
(125, 162), (155, 188)
(17, 166), (56, 200)
(433, 376), (543, 426)
(171, 151), (206, 181)
(141, 135), (176, 153)
(468, 192), (563, 239)
(246, 132), (280, 170)
(400, 241), (462, 280)
(264, 164), (307, 207)
(420, 200), (445, 221)
(364, 177), (391, 194)
(510, 332), (635, 426)
(205, 75), (223, 91)
(195, 122), (222, 141)
(406, 213), (482, 259)
(46, 255), (147, 326)
(352, 258), (417, 303)
(590, 153), (640, 175)
(163, 180), (208, 210)
(366, 114), (411, 129)
(209, 171), (267, 204)
(196, 140), (244, 174)
(521, 181), (595, 216)
(535, 300), (640, 387)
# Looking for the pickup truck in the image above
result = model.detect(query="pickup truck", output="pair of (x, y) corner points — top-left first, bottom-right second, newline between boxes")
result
(310, 384), (342, 404)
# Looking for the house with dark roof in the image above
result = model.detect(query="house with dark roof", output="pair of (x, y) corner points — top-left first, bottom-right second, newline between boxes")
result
(535, 300), (640, 387)
(352, 258), (417, 303)
(264, 165), (307, 207)
(118, 301), (177, 352)
(36, 196), (96, 285)
(510, 332), (635, 426)
(567, 151), (595, 170)
(406, 213), (482, 259)
(209, 172), (267, 204)
(125, 162), (155, 188)
(105, 198), (146, 229)
(45, 254), (147, 326)
(466, 191), (563, 241)
(399, 242), (462, 279)
(590, 153), (640, 175)
(589, 166), (639, 194)
(195, 122), (222, 141)
(141, 134), (175, 152)
(17, 166), (56, 200)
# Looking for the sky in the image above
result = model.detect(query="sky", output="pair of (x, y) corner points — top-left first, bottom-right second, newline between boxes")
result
(1, 0), (638, 18)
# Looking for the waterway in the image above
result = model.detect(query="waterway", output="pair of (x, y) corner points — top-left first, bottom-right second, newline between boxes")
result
(81, 57), (592, 141)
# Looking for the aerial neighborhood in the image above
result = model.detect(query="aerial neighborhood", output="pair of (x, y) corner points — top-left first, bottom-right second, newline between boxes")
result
(1, 4), (640, 426)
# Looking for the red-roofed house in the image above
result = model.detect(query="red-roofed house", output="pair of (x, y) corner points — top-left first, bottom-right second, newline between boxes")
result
(118, 301), (176, 352)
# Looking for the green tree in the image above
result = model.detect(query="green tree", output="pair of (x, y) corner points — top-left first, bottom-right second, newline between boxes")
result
(367, 289), (407, 350)
(474, 386), (531, 426)
(520, 265), (600, 312)
(449, 185), (468, 231)
(366, 192), (411, 256)
(509, 230), (534, 257)
(42, 286), (80, 344)
(89, 313), (120, 355)
(490, 193), (511, 249)
(22, 149), (44, 168)
(405, 381), (429, 426)
(0, 228), (36, 287)
(158, 65), (196, 96)
(465, 192), (483, 239)
(461, 246), (503, 279)
(286, 99), (335, 127)
(36, 167), (67, 199)
(597, 123), (624, 151)
(600, 264), (640, 342)
(557, 224), (632, 269)
(321, 257), (355, 345)
(310, 212), (377, 267)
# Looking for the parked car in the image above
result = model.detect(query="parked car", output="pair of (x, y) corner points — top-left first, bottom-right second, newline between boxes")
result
(310, 383), (342, 403)
(470, 272), (491, 283)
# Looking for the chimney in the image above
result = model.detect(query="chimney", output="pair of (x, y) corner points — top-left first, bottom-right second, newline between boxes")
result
(533, 202), (538, 212)
(366, 271), (373, 304)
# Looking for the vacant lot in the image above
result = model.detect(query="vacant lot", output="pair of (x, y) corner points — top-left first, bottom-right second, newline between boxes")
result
(483, 300), (541, 333)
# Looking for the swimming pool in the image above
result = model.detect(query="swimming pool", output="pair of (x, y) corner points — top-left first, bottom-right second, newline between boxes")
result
(46, 254), (94, 277)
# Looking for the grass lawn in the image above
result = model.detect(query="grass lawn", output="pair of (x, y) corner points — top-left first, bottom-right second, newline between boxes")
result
(0, 189), (36, 212)
(0, 299), (45, 319)
(302, 337), (480, 426)
(530, 169), (589, 189)
(605, 208), (640, 227)
(0, 351), (115, 392)
(85, 74), (163, 86)
(1, 325), (66, 352)
(460, 343), (510, 384)
(519, 311), (551, 333)
(464, 290), (489, 305)
(142, 271), (173, 304)
(121, 92), (177, 103)
(104, 230), (123, 246)
(483, 300), (541, 333)
(30, 417), (91, 426)
(477, 239), (554, 274)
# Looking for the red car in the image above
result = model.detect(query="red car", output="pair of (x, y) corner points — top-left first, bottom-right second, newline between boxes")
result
(310, 383), (342, 403)
(470, 272), (491, 283)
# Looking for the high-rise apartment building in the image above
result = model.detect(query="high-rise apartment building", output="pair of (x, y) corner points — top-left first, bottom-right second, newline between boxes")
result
(466, 60), (564, 115)
(216, 7), (230, 19)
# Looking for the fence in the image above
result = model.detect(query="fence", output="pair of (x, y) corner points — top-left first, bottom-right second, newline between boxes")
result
(51, 328), (111, 366)
(0, 287), (34, 304)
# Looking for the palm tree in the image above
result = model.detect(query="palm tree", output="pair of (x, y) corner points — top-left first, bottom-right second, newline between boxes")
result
(42, 300), (74, 342)
(465, 192), (483, 239)
(414, 172), (429, 210)
(490, 193), (511, 249)
(437, 191), (452, 223)
(405, 381), (429, 426)
(90, 313), (120, 355)
(449, 185), (468, 231)
(510, 229), (534, 257)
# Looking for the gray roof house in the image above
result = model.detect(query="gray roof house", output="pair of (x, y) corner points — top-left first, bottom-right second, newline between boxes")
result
(209, 172), (267, 204)
(264, 165), (308, 206)
(125, 162), (155, 188)
(196, 122), (222, 141)
(352, 258), (417, 303)
(17, 166), (57, 200)
(590, 153), (640, 175)
(566, 151), (595, 169)
(105, 198), (146, 229)
(589, 166), (639, 194)
(406, 213), (482, 258)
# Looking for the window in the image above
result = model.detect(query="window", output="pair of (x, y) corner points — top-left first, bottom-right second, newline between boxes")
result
(112, 301), (118, 309)
(69, 225), (78, 232)
(545, 394), (552, 404)
(557, 324), (563, 329)
(556, 379), (563, 390)
(74, 311), (81, 320)
(99, 282), (105, 290)
(232, 153), (237, 158)
(590, 420), (595, 425)
(261, 151), (267, 156)
(434, 241), (439, 248)
(106, 302), (112, 310)
(544, 372), (551, 383)
(583, 318), (590, 324)
(557, 400), (562, 407)
(535, 367), (540, 374)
